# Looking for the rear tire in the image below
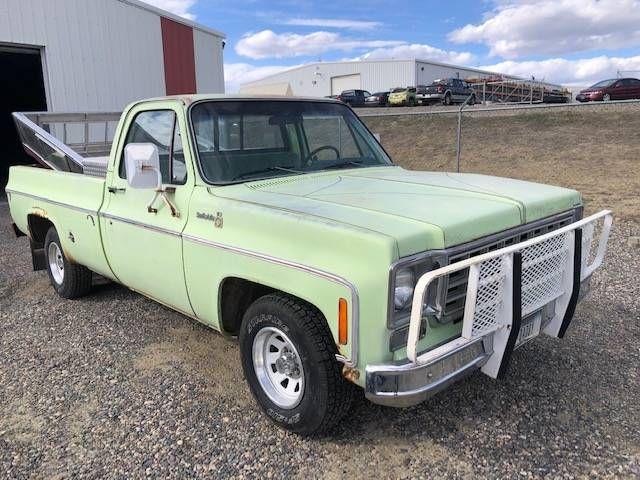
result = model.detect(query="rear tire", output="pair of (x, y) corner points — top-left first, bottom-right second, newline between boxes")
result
(44, 227), (92, 299)
(239, 293), (354, 435)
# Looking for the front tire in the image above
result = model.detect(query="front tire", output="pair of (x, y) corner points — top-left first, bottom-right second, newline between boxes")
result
(44, 227), (92, 299)
(239, 293), (354, 435)
(443, 93), (452, 106)
(603, 93), (611, 102)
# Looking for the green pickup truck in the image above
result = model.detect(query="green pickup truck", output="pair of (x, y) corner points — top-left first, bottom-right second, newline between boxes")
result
(7, 95), (612, 435)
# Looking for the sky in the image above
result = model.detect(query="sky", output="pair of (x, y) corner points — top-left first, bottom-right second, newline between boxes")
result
(144, 0), (640, 92)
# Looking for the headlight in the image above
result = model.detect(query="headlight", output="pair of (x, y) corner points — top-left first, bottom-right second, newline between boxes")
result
(394, 269), (415, 310)
(388, 252), (447, 328)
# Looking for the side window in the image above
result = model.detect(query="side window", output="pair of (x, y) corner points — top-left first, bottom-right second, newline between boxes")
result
(119, 110), (186, 185)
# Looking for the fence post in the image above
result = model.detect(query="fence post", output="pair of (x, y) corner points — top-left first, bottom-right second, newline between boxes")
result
(456, 94), (474, 173)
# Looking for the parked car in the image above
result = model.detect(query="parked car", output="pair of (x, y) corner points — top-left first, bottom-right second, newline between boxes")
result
(388, 87), (417, 106)
(575, 78), (640, 102)
(8, 96), (612, 435)
(364, 91), (389, 106)
(420, 78), (476, 105)
(336, 89), (371, 107)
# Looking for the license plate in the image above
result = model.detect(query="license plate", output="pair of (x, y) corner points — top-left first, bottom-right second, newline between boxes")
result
(516, 311), (542, 348)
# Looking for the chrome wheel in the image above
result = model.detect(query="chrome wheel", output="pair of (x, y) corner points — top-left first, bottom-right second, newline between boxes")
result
(48, 242), (64, 285)
(252, 326), (304, 409)
(603, 94), (611, 102)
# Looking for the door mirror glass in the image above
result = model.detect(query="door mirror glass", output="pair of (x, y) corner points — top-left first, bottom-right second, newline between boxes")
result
(124, 143), (161, 189)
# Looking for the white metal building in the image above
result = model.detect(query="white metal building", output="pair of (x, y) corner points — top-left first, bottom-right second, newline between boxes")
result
(0, 0), (225, 185)
(240, 59), (524, 97)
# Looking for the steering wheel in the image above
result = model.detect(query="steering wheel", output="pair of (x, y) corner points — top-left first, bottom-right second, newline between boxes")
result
(303, 145), (340, 165)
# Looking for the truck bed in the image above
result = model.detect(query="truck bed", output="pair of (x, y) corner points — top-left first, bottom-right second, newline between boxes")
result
(13, 111), (121, 178)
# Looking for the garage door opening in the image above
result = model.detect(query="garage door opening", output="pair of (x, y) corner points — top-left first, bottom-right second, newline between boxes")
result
(330, 74), (361, 96)
(0, 45), (48, 191)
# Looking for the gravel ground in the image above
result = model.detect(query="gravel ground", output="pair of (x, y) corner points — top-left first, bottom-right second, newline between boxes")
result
(1, 203), (639, 479)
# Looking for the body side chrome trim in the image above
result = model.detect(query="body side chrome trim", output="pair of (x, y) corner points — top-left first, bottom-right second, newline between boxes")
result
(5, 188), (98, 216)
(99, 212), (182, 238)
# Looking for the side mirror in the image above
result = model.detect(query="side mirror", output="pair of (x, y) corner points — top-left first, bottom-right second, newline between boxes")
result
(373, 133), (381, 142)
(124, 143), (161, 189)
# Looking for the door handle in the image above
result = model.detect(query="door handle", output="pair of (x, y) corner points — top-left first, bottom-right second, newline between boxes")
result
(108, 187), (126, 194)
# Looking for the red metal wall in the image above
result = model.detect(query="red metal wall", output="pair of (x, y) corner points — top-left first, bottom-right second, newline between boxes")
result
(160, 17), (197, 95)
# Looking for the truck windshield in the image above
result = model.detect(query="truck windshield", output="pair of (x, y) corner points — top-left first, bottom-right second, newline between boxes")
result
(190, 100), (393, 184)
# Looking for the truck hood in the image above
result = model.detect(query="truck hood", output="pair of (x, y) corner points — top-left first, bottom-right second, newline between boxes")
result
(218, 166), (581, 257)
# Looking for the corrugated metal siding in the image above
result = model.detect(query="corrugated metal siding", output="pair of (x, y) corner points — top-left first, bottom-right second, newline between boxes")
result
(242, 60), (415, 97)
(0, 0), (166, 111)
(0, 0), (224, 110)
(193, 29), (224, 94)
(161, 17), (196, 95)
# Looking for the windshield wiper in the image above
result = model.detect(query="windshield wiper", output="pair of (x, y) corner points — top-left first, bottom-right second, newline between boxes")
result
(321, 160), (366, 171)
(233, 166), (302, 181)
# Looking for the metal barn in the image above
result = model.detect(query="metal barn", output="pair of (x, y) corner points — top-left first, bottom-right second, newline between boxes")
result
(0, 0), (225, 187)
(239, 59), (521, 97)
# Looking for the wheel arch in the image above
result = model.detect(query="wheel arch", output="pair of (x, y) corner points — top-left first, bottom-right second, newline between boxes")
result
(26, 213), (56, 271)
(217, 276), (332, 339)
(27, 212), (55, 247)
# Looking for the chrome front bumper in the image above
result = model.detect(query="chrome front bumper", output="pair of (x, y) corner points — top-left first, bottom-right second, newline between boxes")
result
(365, 211), (612, 408)
(365, 337), (491, 407)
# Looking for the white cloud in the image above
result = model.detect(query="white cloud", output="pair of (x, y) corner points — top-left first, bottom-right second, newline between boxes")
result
(282, 18), (382, 31)
(356, 44), (475, 65)
(480, 55), (640, 89)
(140, 0), (198, 20)
(224, 62), (299, 93)
(235, 30), (404, 59)
(449, 0), (640, 58)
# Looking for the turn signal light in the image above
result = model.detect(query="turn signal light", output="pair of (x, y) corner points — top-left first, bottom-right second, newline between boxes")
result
(338, 298), (348, 345)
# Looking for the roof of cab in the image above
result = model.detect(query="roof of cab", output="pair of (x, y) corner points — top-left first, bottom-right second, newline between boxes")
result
(136, 94), (344, 106)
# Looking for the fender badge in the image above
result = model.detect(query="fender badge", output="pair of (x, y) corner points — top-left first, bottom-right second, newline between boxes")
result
(197, 212), (224, 228)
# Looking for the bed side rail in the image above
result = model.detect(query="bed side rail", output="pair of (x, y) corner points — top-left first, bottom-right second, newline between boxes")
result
(12, 111), (120, 176)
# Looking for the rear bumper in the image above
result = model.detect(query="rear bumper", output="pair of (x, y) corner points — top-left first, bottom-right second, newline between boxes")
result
(576, 93), (602, 102)
(419, 93), (444, 100)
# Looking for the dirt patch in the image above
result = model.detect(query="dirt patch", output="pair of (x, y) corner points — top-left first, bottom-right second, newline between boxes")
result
(363, 107), (640, 220)
(0, 400), (45, 443)
(133, 324), (250, 406)
(314, 436), (474, 480)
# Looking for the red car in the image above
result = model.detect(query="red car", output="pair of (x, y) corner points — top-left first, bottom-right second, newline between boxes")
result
(576, 78), (640, 102)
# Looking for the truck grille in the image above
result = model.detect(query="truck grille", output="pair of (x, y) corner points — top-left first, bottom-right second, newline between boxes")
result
(439, 212), (576, 324)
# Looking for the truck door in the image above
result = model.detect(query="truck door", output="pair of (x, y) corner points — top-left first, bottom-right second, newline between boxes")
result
(101, 103), (195, 315)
